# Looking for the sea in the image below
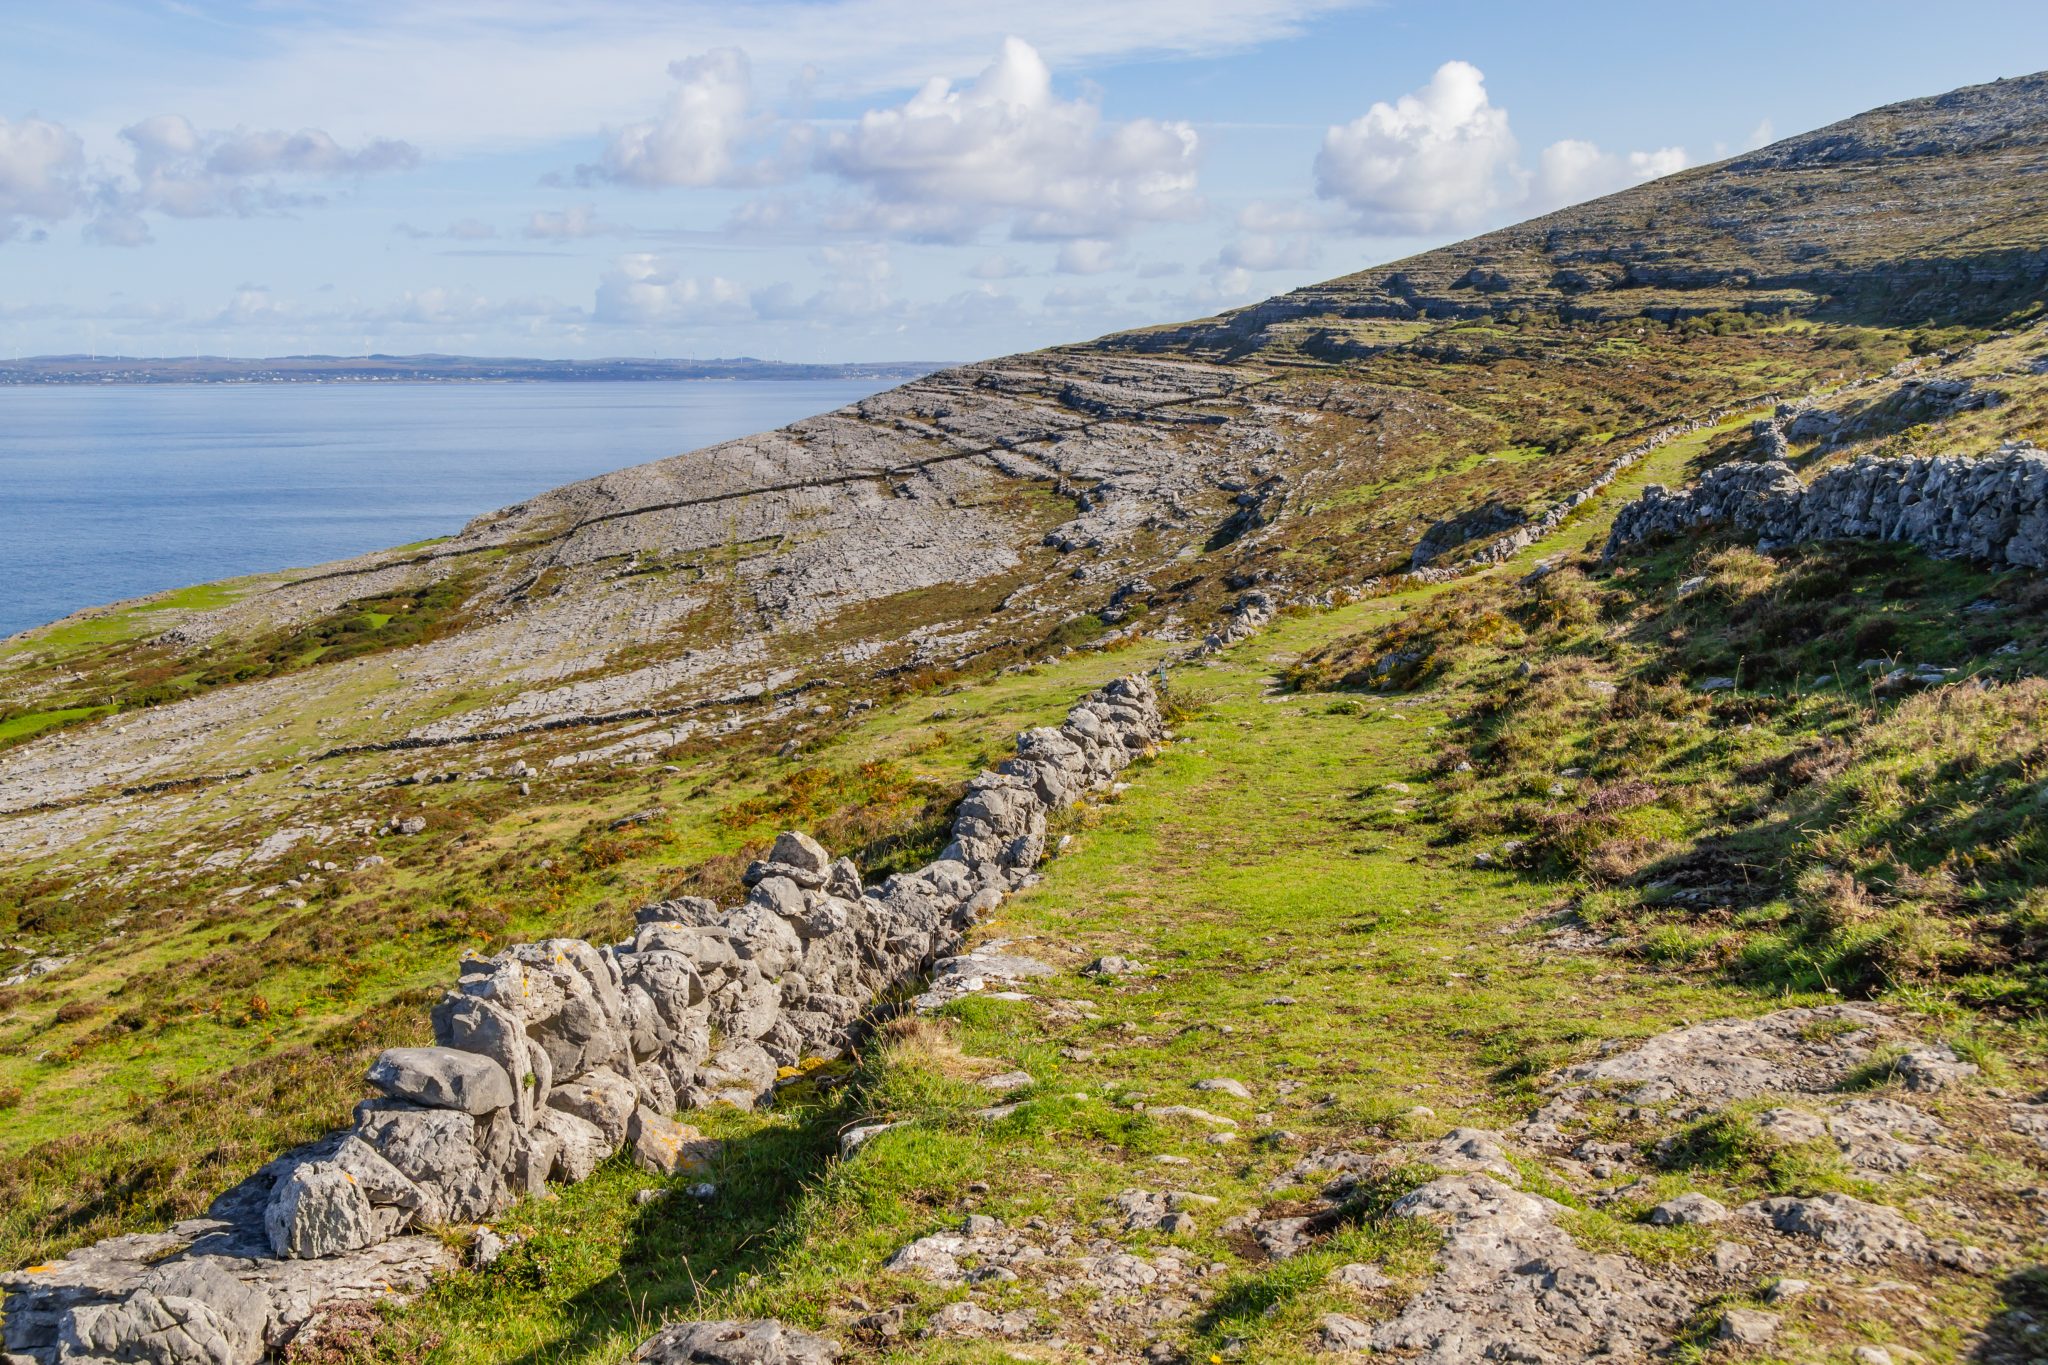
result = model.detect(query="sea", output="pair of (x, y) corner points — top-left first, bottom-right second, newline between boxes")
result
(0, 379), (886, 640)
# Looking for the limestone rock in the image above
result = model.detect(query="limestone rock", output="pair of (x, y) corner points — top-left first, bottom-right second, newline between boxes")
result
(366, 1047), (515, 1115)
(1330, 1262), (1393, 1291)
(1746, 1193), (1928, 1262)
(1648, 1193), (1729, 1226)
(1718, 1308), (1781, 1345)
(632, 1319), (839, 1364)
(1554, 1005), (1885, 1106)
(431, 994), (539, 1125)
(535, 1107), (611, 1184)
(627, 1108), (720, 1177)
(1319, 1312), (1375, 1352)
(1896, 1044), (1978, 1091)
(263, 1162), (376, 1260)
(353, 1101), (500, 1223)
(61, 1280), (266, 1365)
(1371, 1174), (1691, 1362)
(767, 831), (831, 876)
(923, 1301), (1032, 1339)
(546, 1067), (639, 1148)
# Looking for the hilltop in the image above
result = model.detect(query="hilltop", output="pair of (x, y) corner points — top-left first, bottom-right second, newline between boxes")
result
(3, 71), (2048, 1365)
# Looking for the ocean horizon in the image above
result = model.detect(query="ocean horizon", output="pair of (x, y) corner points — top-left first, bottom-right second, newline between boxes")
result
(0, 378), (885, 640)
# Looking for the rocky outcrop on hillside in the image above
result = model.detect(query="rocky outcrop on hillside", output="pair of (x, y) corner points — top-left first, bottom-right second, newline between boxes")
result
(1605, 440), (2048, 566)
(0, 677), (1163, 1365)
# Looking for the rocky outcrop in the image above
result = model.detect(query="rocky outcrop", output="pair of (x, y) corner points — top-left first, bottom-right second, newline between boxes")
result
(1198, 590), (1276, 653)
(1369, 1174), (1692, 1362)
(1606, 440), (2048, 567)
(1, 677), (1164, 1365)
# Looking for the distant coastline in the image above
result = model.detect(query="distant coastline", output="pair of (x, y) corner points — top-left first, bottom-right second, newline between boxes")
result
(0, 353), (950, 386)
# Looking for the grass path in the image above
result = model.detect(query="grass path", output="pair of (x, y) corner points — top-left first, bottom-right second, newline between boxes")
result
(376, 559), (1818, 1364)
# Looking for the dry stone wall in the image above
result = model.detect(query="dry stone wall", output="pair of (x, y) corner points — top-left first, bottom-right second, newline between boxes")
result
(1, 677), (1164, 1365)
(1605, 440), (2048, 567)
(1407, 393), (1784, 580)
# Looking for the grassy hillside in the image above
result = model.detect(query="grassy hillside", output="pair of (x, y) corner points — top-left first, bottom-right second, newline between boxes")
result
(2, 68), (2048, 1365)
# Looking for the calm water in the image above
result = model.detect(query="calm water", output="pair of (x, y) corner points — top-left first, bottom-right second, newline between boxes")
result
(0, 380), (884, 639)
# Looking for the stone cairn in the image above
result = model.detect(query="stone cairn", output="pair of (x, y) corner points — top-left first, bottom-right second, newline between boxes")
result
(2, 676), (1165, 1365)
(1605, 440), (2048, 568)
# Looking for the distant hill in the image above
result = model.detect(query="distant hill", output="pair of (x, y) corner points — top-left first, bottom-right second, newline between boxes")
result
(0, 353), (950, 385)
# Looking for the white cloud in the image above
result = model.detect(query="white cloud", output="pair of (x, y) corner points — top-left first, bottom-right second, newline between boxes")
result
(114, 1), (1358, 154)
(1235, 198), (1337, 235)
(215, 284), (291, 325)
(0, 115), (86, 240)
(525, 204), (619, 239)
(593, 253), (751, 322)
(1042, 283), (1114, 312)
(1529, 139), (1686, 213)
(1215, 233), (1317, 272)
(1317, 61), (1691, 233)
(597, 49), (794, 188)
(201, 127), (418, 178)
(819, 36), (1201, 241)
(448, 218), (498, 240)
(1315, 60), (1523, 234)
(376, 290), (583, 332)
(968, 252), (1026, 279)
(1055, 239), (1124, 274)
(83, 115), (421, 245)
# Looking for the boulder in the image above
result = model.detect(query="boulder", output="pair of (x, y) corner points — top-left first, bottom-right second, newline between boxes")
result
(694, 1041), (780, 1108)
(431, 995), (539, 1124)
(546, 1067), (639, 1149)
(1720, 1308), (1781, 1344)
(1648, 1193), (1729, 1226)
(264, 1162), (377, 1260)
(535, 1107), (611, 1184)
(367, 1047), (514, 1116)
(353, 1101), (500, 1224)
(59, 1268), (268, 1365)
(327, 1134), (426, 1214)
(632, 1319), (839, 1364)
(627, 1108), (721, 1177)
(767, 832), (831, 876)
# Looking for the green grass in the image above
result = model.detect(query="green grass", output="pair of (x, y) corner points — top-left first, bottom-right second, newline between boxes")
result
(0, 706), (110, 747)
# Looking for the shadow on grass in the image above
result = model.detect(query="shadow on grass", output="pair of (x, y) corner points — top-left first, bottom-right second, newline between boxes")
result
(460, 1091), (856, 1365)
(1973, 1264), (2048, 1364)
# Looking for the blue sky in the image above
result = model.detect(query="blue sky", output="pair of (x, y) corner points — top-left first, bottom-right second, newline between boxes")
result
(3, 0), (2045, 363)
